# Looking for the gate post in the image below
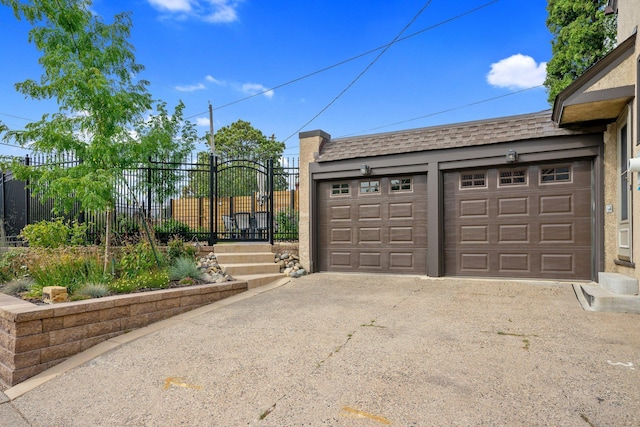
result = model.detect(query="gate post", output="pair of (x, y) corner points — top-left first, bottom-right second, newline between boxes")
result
(208, 154), (215, 246)
(268, 158), (274, 245)
(24, 155), (30, 228)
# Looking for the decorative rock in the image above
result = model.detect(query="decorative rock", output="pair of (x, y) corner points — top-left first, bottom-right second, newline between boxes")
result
(275, 252), (308, 278)
(280, 253), (289, 260)
(196, 253), (234, 283)
(42, 286), (68, 304)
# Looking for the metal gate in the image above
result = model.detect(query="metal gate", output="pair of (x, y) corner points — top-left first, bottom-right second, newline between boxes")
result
(0, 171), (28, 242)
(213, 157), (274, 244)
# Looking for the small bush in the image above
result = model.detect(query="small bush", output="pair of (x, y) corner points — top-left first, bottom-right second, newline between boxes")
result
(169, 256), (202, 281)
(166, 237), (196, 264)
(76, 283), (110, 299)
(155, 219), (192, 242)
(1, 278), (33, 296)
(20, 219), (70, 248)
(274, 209), (298, 241)
(116, 241), (162, 278)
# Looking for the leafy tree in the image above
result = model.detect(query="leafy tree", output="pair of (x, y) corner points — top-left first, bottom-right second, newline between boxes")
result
(184, 120), (286, 197)
(544, 0), (617, 103)
(0, 0), (196, 270)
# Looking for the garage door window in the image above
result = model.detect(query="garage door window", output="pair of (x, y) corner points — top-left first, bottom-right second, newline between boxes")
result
(499, 169), (527, 186)
(331, 183), (350, 196)
(360, 180), (380, 194)
(540, 166), (571, 183)
(391, 178), (412, 192)
(460, 172), (486, 189)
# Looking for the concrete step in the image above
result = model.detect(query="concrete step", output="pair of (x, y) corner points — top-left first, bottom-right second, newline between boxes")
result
(598, 272), (639, 295)
(212, 243), (272, 254)
(234, 273), (285, 289)
(222, 263), (281, 277)
(215, 252), (275, 264)
(574, 283), (640, 313)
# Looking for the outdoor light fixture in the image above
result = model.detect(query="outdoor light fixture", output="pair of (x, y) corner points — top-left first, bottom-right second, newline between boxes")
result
(360, 164), (372, 176)
(506, 149), (518, 163)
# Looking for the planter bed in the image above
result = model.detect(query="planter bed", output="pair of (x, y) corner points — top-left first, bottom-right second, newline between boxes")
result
(0, 280), (247, 388)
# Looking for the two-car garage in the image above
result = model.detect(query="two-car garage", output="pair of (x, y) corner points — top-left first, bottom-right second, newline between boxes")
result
(315, 161), (594, 280)
(307, 111), (602, 281)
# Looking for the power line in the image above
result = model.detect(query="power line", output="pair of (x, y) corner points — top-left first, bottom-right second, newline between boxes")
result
(184, 0), (500, 122)
(282, 0), (435, 142)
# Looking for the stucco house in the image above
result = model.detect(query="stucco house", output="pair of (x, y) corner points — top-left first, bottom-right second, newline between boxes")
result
(296, 0), (640, 310)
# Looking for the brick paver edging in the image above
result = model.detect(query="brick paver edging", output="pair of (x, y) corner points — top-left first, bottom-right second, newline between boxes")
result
(0, 281), (247, 388)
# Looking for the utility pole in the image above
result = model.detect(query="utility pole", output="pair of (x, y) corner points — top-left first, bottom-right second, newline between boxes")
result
(209, 102), (215, 154)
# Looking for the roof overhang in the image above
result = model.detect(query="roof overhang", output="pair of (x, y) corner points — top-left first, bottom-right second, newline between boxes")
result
(552, 31), (636, 127)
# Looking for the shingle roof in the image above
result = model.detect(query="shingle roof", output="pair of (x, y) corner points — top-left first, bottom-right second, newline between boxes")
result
(317, 110), (588, 162)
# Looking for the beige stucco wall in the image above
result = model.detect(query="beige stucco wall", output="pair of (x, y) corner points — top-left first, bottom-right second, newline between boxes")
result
(585, 53), (635, 92)
(617, 0), (640, 44)
(298, 131), (328, 273)
(601, 0), (640, 279)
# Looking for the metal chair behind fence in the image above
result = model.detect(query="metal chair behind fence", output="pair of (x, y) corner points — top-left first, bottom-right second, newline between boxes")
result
(222, 215), (237, 239)
(234, 212), (252, 239)
(254, 211), (268, 239)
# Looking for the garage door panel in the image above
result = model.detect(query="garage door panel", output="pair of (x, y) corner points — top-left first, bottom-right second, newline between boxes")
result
(330, 205), (351, 220)
(330, 228), (352, 243)
(498, 224), (529, 243)
(330, 252), (352, 267)
(359, 204), (381, 220)
(499, 253), (530, 273)
(359, 227), (382, 243)
(318, 175), (427, 274)
(390, 252), (415, 269)
(360, 252), (382, 268)
(461, 225), (489, 243)
(498, 197), (529, 216)
(389, 203), (413, 218)
(445, 161), (592, 280)
(540, 253), (575, 274)
(460, 253), (490, 272)
(539, 194), (573, 214)
(460, 199), (488, 217)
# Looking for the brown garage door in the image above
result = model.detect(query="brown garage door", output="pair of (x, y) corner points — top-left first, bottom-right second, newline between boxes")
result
(318, 175), (427, 274)
(444, 161), (592, 280)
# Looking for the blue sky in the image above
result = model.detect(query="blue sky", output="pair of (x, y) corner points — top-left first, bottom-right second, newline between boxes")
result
(0, 0), (552, 158)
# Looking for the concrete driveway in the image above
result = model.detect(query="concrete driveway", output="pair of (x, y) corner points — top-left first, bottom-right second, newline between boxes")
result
(1, 274), (640, 426)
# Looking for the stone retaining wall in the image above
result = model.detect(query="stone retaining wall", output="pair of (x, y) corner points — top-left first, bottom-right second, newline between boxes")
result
(0, 281), (247, 388)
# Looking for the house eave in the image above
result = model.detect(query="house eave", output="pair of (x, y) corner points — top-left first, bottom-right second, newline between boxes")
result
(552, 31), (636, 127)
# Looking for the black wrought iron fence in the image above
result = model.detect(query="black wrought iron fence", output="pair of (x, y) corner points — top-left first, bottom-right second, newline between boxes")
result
(0, 153), (300, 245)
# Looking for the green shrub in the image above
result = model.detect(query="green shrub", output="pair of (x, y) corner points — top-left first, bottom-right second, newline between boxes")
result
(169, 256), (202, 281)
(20, 218), (88, 248)
(166, 237), (196, 264)
(116, 241), (162, 278)
(274, 209), (298, 241)
(154, 219), (192, 242)
(20, 219), (69, 248)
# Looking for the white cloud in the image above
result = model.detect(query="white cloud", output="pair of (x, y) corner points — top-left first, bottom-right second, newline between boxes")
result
(242, 83), (274, 99)
(195, 117), (210, 127)
(205, 75), (224, 85)
(147, 0), (193, 12)
(175, 82), (206, 92)
(146, 0), (240, 23)
(487, 54), (546, 90)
